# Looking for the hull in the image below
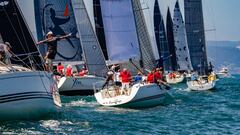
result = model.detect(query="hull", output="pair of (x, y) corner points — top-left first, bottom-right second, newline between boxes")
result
(94, 83), (169, 108)
(0, 71), (61, 120)
(216, 73), (229, 78)
(166, 74), (185, 84)
(58, 75), (105, 96)
(187, 81), (215, 91)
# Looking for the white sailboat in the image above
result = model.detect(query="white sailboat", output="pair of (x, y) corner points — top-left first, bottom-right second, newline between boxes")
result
(36, 0), (108, 96)
(0, 0), (61, 120)
(183, 0), (216, 91)
(187, 73), (216, 91)
(216, 67), (229, 78)
(94, 0), (169, 108)
(166, 0), (192, 84)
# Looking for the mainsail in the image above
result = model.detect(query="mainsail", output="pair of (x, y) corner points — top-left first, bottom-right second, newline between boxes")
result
(0, 0), (44, 70)
(93, 0), (108, 60)
(100, 0), (140, 63)
(132, 0), (156, 71)
(184, 0), (208, 74)
(153, 0), (172, 71)
(35, 0), (82, 62)
(71, 0), (108, 77)
(173, 1), (193, 71)
(166, 8), (178, 71)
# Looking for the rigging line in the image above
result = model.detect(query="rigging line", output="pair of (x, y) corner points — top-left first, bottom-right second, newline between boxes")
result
(14, 7), (35, 69)
(1, 2), (34, 68)
(2, 5), (29, 55)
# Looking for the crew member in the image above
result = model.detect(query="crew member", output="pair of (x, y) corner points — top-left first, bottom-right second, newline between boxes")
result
(57, 62), (64, 76)
(0, 42), (12, 64)
(120, 68), (132, 94)
(37, 31), (71, 72)
(147, 70), (155, 83)
(65, 64), (72, 77)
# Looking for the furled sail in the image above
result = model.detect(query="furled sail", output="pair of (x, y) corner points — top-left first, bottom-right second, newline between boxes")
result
(173, 1), (193, 71)
(71, 0), (108, 77)
(93, 0), (108, 60)
(166, 8), (178, 71)
(0, 0), (44, 70)
(35, 0), (82, 62)
(100, 0), (140, 63)
(132, 0), (156, 71)
(184, 0), (208, 74)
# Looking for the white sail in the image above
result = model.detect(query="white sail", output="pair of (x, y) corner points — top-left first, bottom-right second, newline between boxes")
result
(173, 1), (193, 71)
(71, 0), (108, 77)
(100, 0), (140, 62)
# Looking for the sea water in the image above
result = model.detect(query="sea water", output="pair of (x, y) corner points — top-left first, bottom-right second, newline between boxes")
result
(0, 42), (240, 134)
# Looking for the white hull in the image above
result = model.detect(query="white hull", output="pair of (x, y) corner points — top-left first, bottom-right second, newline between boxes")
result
(94, 83), (169, 108)
(0, 70), (61, 120)
(216, 73), (229, 78)
(187, 81), (216, 91)
(166, 74), (185, 84)
(58, 75), (105, 96)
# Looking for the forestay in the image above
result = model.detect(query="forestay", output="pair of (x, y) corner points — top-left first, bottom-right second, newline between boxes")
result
(71, 0), (108, 77)
(173, 1), (193, 71)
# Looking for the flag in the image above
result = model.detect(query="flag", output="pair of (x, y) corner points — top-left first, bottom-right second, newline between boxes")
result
(64, 2), (69, 17)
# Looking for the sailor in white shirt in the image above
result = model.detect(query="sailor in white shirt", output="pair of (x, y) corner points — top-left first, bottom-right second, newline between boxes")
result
(0, 42), (12, 64)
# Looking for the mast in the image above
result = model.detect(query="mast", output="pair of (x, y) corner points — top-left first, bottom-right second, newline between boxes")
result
(166, 8), (178, 71)
(173, 1), (193, 71)
(184, 0), (208, 74)
(93, 0), (108, 60)
(71, 0), (108, 77)
(0, 0), (44, 70)
(132, 0), (156, 71)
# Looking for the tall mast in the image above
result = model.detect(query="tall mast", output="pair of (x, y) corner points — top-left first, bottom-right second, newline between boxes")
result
(184, 0), (208, 74)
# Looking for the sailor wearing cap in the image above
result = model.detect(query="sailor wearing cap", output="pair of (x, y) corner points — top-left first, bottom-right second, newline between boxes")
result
(37, 31), (71, 72)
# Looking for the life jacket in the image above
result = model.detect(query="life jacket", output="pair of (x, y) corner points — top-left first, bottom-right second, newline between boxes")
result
(66, 67), (72, 77)
(147, 73), (154, 83)
(120, 71), (131, 83)
(57, 65), (64, 75)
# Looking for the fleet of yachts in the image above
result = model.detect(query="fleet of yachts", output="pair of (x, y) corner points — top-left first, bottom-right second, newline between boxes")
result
(0, 0), (230, 121)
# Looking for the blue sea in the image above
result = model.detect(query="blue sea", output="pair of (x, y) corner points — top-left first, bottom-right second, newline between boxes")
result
(1, 42), (240, 134)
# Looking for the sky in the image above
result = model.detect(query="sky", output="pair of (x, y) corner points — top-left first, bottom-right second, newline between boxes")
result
(17, 0), (240, 42)
(203, 0), (240, 41)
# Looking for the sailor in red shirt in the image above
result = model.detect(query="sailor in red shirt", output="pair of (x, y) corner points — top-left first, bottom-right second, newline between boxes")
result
(65, 64), (72, 77)
(154, 68), (163, 82)
(147, 70), (155, 83)
(57, 62), (64, 76)
(119, 68), (132, 95)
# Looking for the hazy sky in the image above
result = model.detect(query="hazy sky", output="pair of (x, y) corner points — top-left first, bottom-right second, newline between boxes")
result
(203, 0), (240, 41)
(18, 0), (240, 41)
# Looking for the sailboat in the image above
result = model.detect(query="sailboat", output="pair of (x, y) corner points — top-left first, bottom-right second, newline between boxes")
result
(94, 0), (169, 108)
(166, 0), (192, 84)
(184, 0), (216, 91)
(0, 0), (61, 120)
(35, 0), (108, 96)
